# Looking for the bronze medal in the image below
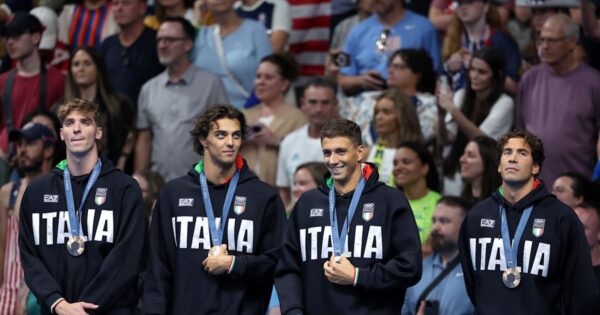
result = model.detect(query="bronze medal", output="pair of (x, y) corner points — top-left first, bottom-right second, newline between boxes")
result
(66, 236), (85, 256)
(502, 267), (521, 289)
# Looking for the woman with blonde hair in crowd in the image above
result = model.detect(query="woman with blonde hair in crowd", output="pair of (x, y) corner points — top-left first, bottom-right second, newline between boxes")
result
(241, 54), (306, 186)
(65, 46), (135, 170)
(366, 89), (423, 186)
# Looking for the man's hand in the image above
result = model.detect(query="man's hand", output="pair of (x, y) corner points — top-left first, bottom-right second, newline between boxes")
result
(55, 300), (98, 315)
(203, 244), (233, 275)
(323, 255), (355, 285)
(416, 301), (426, 315)
(360, 71), (387, 91)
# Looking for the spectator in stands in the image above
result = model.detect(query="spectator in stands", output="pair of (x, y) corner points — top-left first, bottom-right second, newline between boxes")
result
(65, 47), (135, 170)
(193, 0), (271, 108)
(241, 54), (306, 186)
(0, 122), (57, 315)
(145, 0), (195, 29)
(99, 0), (164, 106)
(366, 89), (423, 186)
(387, 49), (438, 143)
(236, 0), (291, 54)
(338, 0), (441, 96)
(291, 161), (329, 206)
(276, 76), (338, 206)
(442, 0), (521, 93)
(574, 202), (600, 287)
(429, 0), (510, 32)
(133, 170), (165, 222)
(517, 14), (600, 185)
(402, 196), (474, 315)
(135, 17), (227, 181)
(22, 109), (65, 165)
(459, 136), (499, 202)
(393, 141), (441, 244)
(58, 0), (119, 49)
(0, 13), (65, 161)
(581, 0), (600, 41)
(552, 172), (592, 209)
(30, 6), (68, 69)
(437, 47), (513, 196)
(330, 0), (374, 50)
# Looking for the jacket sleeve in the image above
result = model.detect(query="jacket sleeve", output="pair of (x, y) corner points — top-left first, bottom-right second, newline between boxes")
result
(458, 213), (476, 304)
(18, 187), (65, 312)
(228, 190), (286, 284)
(560, 211), (600, 314)
(79, 181), (147, 310)
(354, 193), (422, 290)
(142, 189), (175, 315)
(275, 204), (305, 315)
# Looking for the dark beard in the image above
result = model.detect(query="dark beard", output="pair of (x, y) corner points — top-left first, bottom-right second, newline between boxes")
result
(430, 233), (458, 253)
(17, 155), (44, 175)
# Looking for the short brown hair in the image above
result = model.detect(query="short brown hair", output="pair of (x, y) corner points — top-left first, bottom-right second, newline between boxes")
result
(57, 98), (103, 127)
(190, 104), (247, 155)
(320, 118), (362, 146)
(497, 129), (545, 176)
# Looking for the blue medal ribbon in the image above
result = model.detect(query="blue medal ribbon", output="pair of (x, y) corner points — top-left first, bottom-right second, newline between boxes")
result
(199, 169), (239, 247)
(328, 176), (366, 257)
(64, 160), (102, 239)
(500, 205), (533, 269)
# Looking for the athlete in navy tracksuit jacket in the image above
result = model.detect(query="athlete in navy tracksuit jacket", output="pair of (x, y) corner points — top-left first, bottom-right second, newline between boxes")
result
(19, 157), (147, 315)
(276, 162), (422, 314)
(459, 130), (600, 315)
(142, 156), (286, 314)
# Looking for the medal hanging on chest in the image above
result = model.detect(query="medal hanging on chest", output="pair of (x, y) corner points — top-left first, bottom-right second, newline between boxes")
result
(499, 205), (533, 288)
(199, 168), (239, 257)
(328, 176), (365, 263)
(64, 160), (102, 257)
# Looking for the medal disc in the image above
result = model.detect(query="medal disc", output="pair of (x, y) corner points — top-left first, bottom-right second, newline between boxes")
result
(209, 246), (224, 256)
(66, 236), (85, 256)
(502, 268), (521, 288)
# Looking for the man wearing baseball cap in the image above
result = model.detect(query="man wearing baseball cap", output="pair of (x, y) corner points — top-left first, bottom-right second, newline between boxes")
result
(0, 122), (57, 315)
(0, 12), (65, 164)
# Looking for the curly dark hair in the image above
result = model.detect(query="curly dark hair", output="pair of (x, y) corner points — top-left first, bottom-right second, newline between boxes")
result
(190, 104), (247, 156)
(497, 129), (545, 177)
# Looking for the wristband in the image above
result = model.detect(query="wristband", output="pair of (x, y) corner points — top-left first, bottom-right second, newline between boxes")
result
(353, 267), (359, 286)
(51, 298), (65, 314)
(227, 256), (236, 274)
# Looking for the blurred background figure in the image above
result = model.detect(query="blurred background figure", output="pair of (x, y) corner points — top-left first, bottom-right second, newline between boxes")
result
(235, 0), (292, 54)
(552, 172), (593, 209)
(65, 46), (135, 170)
(438, 47), (513, 195)
(393, 141), (441, 246)
(459, 135), (499, 202)
(289, 161), (328, 213)
(145, 0), (195, 29)
(573, 202), (600, 288)
(366, 89), (423, 186)
(241, 54), (306, 186)
(133, 170), (165, 222)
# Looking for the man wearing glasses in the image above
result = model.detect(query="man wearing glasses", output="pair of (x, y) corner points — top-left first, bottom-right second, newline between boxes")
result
(516, 13), (600, 186)
(135, 17), (228, 181)
(337, 0), (441, 96)
(0, 13), (65, 165)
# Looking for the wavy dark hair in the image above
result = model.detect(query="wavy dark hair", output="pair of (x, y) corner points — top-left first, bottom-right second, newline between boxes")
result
(461, 136), (500, 201)
(397, 141), (441, 192)
(388, 49), (436, 94)
(190, 104), (247, 156)
(443, 47), (506, 177)
(497, 129), (545, 178)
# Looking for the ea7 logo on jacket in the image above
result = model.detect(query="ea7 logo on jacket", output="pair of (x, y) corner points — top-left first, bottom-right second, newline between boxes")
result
(469, 237), (550, 277)
(31, 210), (114, 245)
(310, 208), (324, 217)
(480, 219), (495, 228)
(44, 195), (59, 203)
(172, 216), (254, 253)
(299, 225), (383, 261)
(178, 198), (194, 207)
